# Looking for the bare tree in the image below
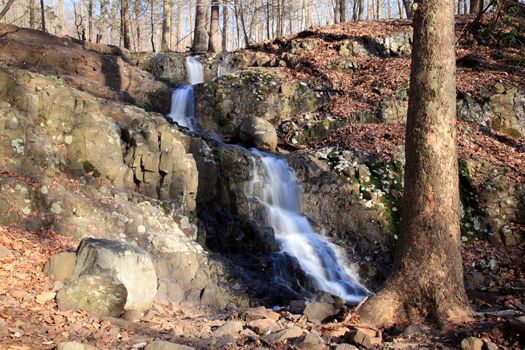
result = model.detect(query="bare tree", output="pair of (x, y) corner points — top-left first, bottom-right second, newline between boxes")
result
(161, 0), (173, 51)
(40, 0), (46, 31)
(192, 0), (209, 52)
(358, 0), (472, 327)
(121, 0), (131, 48)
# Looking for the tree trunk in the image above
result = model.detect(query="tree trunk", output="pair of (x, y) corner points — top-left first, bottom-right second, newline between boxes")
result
(339, 0), (346, 22)
(121, 0), (131, 49)
(208, 1), (220, 52)
(28, 0), (36, 28)
(175, 0), (182, 50)
(222, 0), (228, 51)
(40, 0), (46, 31)
(357, 0), (472, 328)
(161, 0), (173, 51)
(88, 0), (93, 41)
(469, 0), (481, 14)
(134, 0), (141, 51)
(334, 0), (340, 23)
(358, 0), (364, 19)
(150, 0), (156, 51)
(402, 0), (413, 18)
(397, 0), (403, 18)
(0, 0), (16, 22)
(192, 0), (208, 52)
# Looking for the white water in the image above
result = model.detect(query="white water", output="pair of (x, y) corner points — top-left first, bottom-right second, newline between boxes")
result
(248, 149), (370, 304)
(168, 56), (204, 130)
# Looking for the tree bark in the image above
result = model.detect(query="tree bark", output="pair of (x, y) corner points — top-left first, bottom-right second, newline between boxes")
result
(357, 0), (472, 328)
(0, 0), (16, 22)
(161, 0), (173, 51)
(222, 0), (228, 51)
(402, 0), (413, 18)
(469, 0), (481, 14)
(339, 0), (346, 22)
(208, 1), (220, 52)
(121, 0), (131, 49)
(151, 0), (156, 51)
(192, 0), (209, 52)
(40, 0), (46, 31)
(88, 0), (93, 41)
(28, 0), (36, 28)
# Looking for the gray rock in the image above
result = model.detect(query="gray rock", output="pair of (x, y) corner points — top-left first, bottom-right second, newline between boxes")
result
(238, 117), (278, 151)
(460, 337), (484, 350)
(247, 318), (281, 335)
(294, 332), (325, 350)
(335, 344), (359, 350)
(73, 238), (157, 312)
(303, 302), (342, 323)
(351, 328), (382, 350)
(213, 321), (244, 337)
(263, 326), (303, 344)
(43, 252), (77, 282)
(56, 341), (99, 350)
(509, 316), (525, 334)
(241, 306), (280, 321)
(144, 341), (195, 350)
(289, 300), (306, 314)
(56, 275), (127, 317)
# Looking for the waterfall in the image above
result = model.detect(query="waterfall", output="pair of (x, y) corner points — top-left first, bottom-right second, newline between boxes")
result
(248, 149), (370, 304)
(167, 56), (204, 130)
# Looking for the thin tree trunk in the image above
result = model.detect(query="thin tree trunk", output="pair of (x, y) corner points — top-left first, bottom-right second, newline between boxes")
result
(28, 0), (36, 28)
(134, 0), (141, 50)
(161, 0), (173, 51)
(339, 0), (346, 22)
(222, 0), (228, 51)
(358, 0), (472, 328)
(387, 0), (391, 18)
(121, 0), (131, 49)
(397, 0), (403, 18)
(175, 0), (182, 50)
(151, 0), (156, 51)
(59, 0), (64, 34)
(358, 0), (364, 19)
(402, 0), (412, 18)
(377, 0), (382, 18)
(334, 0), (340, 23)
(469, 0), (481, 14)
(208, 1), (220, 51)
(40, 0), (46, 31)
(88, 0), (93, 41)
(0, 0), (16, 22)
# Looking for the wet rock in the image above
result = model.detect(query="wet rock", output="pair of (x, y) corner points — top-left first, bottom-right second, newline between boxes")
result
(56, 342), (99, 350)
(144, 341), (195, 350)
(213, 321), (244, 337)
(247, 318), (282, 335)
(293, 332), (325, 350)
(238, 117), (278, 151)
(43, 252), (77, 282)
(460, 337), (484, 350)
(263, 326), (304, 344)
(73, 238), (157, 312)
(56, 275), (127, 317)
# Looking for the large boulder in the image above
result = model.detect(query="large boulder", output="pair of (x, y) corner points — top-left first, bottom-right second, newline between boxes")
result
(238, 117), (278, 151)
(56, 275), (127, 317)
(73, 238), (157, 312)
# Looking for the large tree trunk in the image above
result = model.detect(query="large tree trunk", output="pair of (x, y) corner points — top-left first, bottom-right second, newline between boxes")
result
(161, 0), (173, 51)
(208, 1), (220, 52)
(339, 0), (346, 22)
(192, 0), (208, 52)
(121, 0), (131, 48)
(357, 0), (472, 328)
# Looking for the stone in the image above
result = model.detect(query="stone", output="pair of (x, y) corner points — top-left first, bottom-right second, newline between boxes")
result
(350, 329), (382, 349)
(460, 337), (484, 350)
(248, 318), (281, 335)
(303, 302), (341, 323)
(213, 321), (244, 337)
(294, 332), (325, 350)
(289, 300), (306, 314)
(122, 309), (143, 322)
(263, 326), (304, 344)
(0, 244), (12, 259)
(73, 238), (157, 312)
(0, 318), (8, 337)
(35, 291), (57, 305)
(144, 341), (195, 350)
(241, 306), (280, 322)
(238, 117), (278, 151)
(56, 341), (99, 350)
(10, 289), (28, 299)
(335, 344), (359, 350)
(43, 252), (77, 282)
(484, 341), (498, 350)
(509, 316), (525, 335)
(56, 275), (127, 317)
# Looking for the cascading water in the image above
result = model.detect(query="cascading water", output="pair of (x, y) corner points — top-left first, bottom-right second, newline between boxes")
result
(248, 149), (370, 304)
(167, 56), (204, 130)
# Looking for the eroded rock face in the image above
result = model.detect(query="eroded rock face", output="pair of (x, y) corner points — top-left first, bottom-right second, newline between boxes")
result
(0, 25), (171, 113)
(74, 238), (158, 312)
(56, 275), (127, 317)
(195, 69), (326, 136)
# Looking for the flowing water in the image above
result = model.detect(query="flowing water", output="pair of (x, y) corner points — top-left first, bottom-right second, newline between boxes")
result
(248, 149), (370, 304)
(167, 56), (204, 130)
